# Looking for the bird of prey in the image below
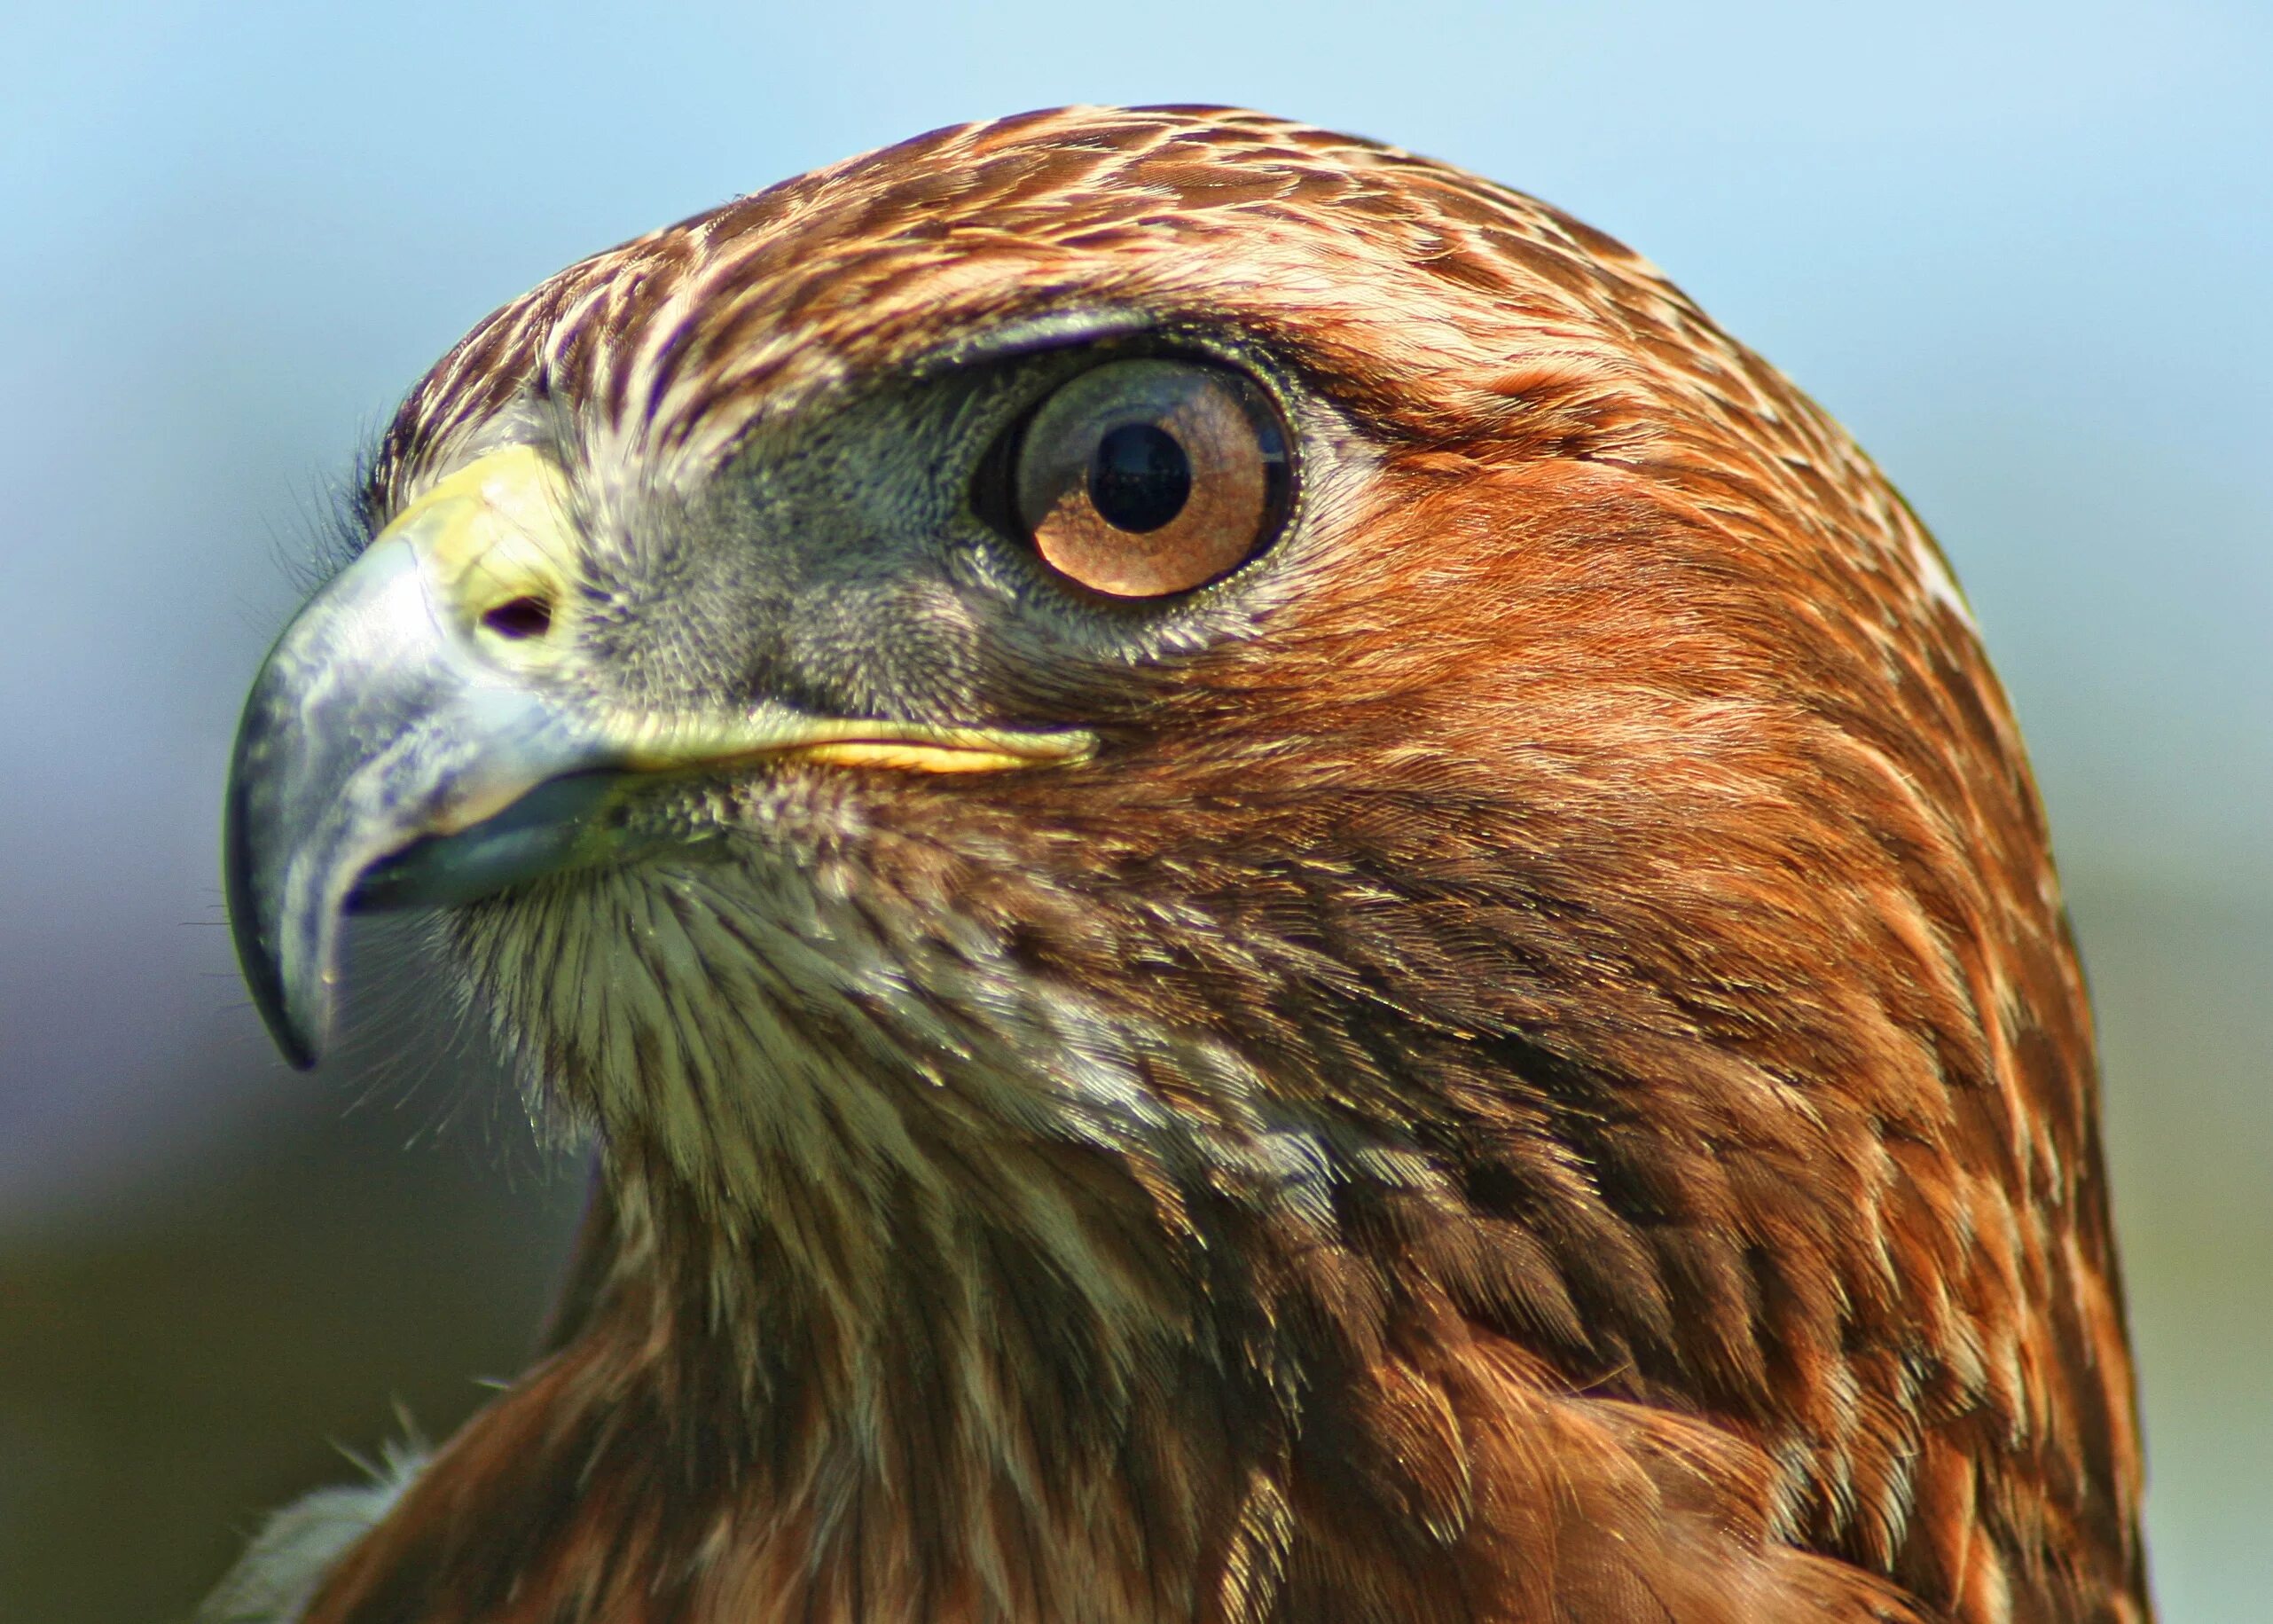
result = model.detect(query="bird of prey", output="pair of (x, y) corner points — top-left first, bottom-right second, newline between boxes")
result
(211, 106), (2150, 1623)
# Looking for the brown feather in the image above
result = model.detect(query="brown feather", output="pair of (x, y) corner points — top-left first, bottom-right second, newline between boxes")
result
(270, 106), (2147, 1623)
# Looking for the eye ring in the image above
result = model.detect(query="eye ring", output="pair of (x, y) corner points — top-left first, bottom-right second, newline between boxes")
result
(993, 358), (1291, 599)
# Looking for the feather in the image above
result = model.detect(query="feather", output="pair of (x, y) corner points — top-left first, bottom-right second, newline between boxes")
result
(217, 106), (2150, 1623)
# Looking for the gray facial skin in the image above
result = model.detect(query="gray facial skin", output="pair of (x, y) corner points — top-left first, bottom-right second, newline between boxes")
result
(224, 323), (1323, 1070)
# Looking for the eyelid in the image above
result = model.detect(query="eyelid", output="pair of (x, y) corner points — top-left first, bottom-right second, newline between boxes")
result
(920, 310), (1159, 377)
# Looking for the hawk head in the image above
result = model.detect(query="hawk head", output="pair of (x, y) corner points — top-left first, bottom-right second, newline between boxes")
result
(220, 107), (2148, 1624)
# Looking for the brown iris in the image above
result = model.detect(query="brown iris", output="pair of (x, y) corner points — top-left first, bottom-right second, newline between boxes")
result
(1012, 359), (1289, 598)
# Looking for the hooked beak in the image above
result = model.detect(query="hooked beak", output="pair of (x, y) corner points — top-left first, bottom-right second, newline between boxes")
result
(223, 444), (1091, 1070)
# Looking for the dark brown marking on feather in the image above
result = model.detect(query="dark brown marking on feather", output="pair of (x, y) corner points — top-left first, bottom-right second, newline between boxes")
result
(289, 105), (2149, 1624)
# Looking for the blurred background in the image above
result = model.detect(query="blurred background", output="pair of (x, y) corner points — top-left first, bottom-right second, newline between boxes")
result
(2, 2), (2267, 1618)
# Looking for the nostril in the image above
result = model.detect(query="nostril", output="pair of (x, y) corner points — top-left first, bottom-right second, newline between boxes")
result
(481, 595), (554, 639)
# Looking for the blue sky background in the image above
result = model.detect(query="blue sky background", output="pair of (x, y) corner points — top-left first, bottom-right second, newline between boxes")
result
(1, 3), (2267, 1618)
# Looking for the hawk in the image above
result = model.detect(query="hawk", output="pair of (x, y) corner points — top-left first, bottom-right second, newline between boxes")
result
(211, 106), (2150, 1623)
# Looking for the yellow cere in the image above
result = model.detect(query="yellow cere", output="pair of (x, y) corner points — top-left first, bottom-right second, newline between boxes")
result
(379, 443), (583, 661)
(377, 447), (1100, 780)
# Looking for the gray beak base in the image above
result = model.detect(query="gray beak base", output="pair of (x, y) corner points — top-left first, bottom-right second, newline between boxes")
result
(222, 447), (1094, 1071)
(223, 538), (617, 1069)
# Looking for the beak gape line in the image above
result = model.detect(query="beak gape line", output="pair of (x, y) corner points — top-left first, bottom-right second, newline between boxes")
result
(223, 444), (1093, 1069)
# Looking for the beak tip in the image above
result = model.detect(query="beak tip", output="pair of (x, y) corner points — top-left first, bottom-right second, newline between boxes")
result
(258, 1015), (324, 1072)
(224, 776), (333, 1073)
(228, 901), (331, 1071)
(264, 978), (327, 1071)
(275, 1026), (324, 1073)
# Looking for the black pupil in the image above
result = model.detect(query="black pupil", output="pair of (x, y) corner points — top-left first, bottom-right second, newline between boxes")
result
(1087, 422), (1191, 532)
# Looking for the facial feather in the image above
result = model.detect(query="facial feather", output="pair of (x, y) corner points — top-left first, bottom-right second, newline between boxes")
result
(214, 106), (2148, 1624)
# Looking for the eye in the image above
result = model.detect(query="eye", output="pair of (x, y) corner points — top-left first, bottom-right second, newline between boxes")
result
(1004, 358), (1290, 599)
